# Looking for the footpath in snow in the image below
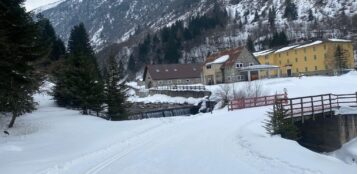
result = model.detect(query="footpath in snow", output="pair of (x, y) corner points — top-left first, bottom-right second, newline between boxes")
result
(1, 73), (357, 174)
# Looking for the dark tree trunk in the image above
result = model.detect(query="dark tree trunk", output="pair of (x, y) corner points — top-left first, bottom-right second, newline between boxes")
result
(8, 111), (17, 128)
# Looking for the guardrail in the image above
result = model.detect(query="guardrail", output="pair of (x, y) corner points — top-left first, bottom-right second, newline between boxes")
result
(279, 92), (357, 122)
(228, 93), (288, 111)
(152, 85), (206, 91)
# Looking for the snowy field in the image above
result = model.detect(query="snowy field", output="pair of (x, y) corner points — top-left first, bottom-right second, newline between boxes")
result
(1, 73), (357, 174)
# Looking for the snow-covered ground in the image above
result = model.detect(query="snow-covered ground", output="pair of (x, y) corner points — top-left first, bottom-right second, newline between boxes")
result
(1, 72), (357, 174)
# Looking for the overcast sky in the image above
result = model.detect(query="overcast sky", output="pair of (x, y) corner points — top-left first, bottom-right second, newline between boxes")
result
(24, 0), (60, 11)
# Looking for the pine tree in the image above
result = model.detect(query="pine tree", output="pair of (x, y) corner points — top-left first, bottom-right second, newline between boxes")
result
(104, 56), (129, 121)
(283, 0), (298, 21)
(334, 45), (349, 74)
(246, 36), (255, 52)
(268, 6), (276, 31)
(308, 9), (314, 21)
(264, 99), (299, 140)
(53, 23), (104, 115)
(36, 14), (65, 67)
(0, 0), (47, 128)
(252, 10), (260, 23)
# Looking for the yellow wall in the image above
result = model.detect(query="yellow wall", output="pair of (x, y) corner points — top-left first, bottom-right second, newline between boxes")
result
(257, 41), (355, 76)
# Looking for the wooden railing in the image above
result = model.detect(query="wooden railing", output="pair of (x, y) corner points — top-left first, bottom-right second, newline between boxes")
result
(280, 92), (357, 122)
(228, 93), (288, 111)
(152, 85), (206, 91)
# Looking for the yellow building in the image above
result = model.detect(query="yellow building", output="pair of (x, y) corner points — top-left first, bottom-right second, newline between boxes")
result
(254, 39), (355, 77)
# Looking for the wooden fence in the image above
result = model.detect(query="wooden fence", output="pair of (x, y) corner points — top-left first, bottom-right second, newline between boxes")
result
(280, 92), (357, 122)
(153, 85), (206, 91)
(228, 93), (288, 111)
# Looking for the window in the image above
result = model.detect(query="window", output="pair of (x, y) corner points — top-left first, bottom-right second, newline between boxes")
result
(304, 56), (307, 62)
(314, 55), (317, 60)
(158, 81), (162, 85)
(296, 68), (299, 72)
(305, 67), (308, 72)
(279, 53), (281, 57)
(165, 69), (169, 72)
(324, 54), (327, 59)
(249, 63), (254, 66)
(168, 80), (172, 84)
(295, 50), (297, 54)
(236, 63), (243, 68)
(313, 47), (316, 51)
(286, 52), (289, 56)
(186, 79), (190, 83)
(324, 44), (327, 50)
(279, 60), (282, 65)
(206, 65), (212, 69)
(156, 69), (160, 72)
(304, 48), (306, 53)
(193, 68), (197, 71)
(315, 66), (318, 71)
(295, 58), (298, 62)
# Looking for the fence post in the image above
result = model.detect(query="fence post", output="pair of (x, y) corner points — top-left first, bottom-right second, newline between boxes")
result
(265, 96), (267, 105)
(290, 99), (294, 122)
(301, 98), (304, 123)
(228, 101), (231, 111)
(321, 95), (325, 118)
(329, 94), (333, 116)
(311, 97), (315, 121)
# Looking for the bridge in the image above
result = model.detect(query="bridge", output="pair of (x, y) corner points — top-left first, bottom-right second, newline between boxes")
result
(280, 93), (357, 122)
(277, 92), (357, 152)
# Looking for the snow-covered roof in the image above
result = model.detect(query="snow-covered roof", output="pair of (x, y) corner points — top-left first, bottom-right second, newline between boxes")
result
(328, 39), (351, 42)
(240, 64), (280, 71)
(206, 55), (230, 65)
(253, 50), (274, 57)
(275, 45), (299, 53)
(296, 41), (323, 49)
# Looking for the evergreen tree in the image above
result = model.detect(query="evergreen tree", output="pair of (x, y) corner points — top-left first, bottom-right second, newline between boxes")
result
(0, 0), (46, 128)
(308, 9), (314, 21)
(104, 56), (129, 121)
(334, 45), (349, 74)
(68, 23), (94, 58)
(36, 15), (65, 65)
(268, 6), (276, 31)
(53, 23), (104, 115)
(264, 99), (299, 140)
(283, 0), (298, 21)
(252, 10), (260, 23)
(246, 36), (255, 52)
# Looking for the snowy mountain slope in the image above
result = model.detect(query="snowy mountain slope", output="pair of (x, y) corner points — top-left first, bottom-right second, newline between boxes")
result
(2, 73), (357, 173)
(38, 0), (357, 51)
(24, 0), (62, 11)
(38, 0), (216, 50)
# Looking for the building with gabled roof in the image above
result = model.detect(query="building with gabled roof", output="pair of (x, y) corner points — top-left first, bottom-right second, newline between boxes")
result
(254, 39), (355, 77)
(143, 64), (203, 88)
(202, 47), (267, 85)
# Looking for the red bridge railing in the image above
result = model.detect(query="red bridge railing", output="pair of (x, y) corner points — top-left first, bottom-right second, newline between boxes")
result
(228, 93), (288, 111)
